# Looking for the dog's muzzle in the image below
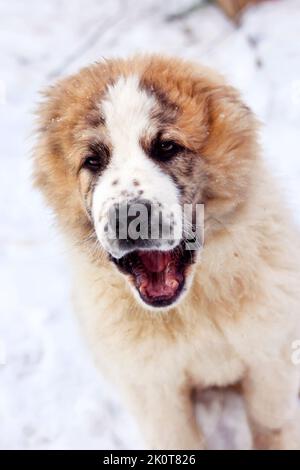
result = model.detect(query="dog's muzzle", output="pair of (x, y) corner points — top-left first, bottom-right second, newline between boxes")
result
(96, 198), (201, 308)
(105, 198), (180, 258)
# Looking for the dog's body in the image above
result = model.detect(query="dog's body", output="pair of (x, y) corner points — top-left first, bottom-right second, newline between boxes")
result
(34, 55), (300, 449)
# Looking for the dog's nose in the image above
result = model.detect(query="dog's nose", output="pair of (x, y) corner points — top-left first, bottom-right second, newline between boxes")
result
(107, 199), (162, 250)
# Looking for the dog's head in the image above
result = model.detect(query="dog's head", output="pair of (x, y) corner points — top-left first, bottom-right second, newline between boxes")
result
(34, 55), (259, 310)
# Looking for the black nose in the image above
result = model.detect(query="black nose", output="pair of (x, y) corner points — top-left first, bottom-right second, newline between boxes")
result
(107, 199), (162, 250)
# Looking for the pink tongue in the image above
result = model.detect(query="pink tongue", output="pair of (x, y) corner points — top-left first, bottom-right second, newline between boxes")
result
(139, 251), (170, 273)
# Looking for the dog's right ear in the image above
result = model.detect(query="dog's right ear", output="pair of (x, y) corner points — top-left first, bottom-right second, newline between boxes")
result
(31, 74), (90, 233)
(32, 80), (67, 196)
(32, 68), (93, 191)
(33, 60), (115, 175)
(31, 63), (114, 238)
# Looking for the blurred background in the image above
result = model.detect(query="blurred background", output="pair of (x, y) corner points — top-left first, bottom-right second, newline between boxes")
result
(0, 0), (300, 449)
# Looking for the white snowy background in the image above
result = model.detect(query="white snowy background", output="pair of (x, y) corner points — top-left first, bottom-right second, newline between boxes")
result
(0, 0), (299, 450)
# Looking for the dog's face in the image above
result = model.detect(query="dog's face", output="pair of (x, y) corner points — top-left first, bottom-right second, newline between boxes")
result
(34, 56), (259, 310)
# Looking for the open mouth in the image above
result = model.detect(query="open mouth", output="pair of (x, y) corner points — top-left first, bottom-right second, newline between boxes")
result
(110, 241), (195, 308)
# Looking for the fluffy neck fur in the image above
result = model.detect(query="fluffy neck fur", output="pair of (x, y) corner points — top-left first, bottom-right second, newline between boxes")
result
(69, 161), (299, 342)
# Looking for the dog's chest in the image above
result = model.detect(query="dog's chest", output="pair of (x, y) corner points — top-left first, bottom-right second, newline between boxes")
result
(148, 320), (244, 388)
(96, 311), (245, 389)
(73, 274), (245, 388)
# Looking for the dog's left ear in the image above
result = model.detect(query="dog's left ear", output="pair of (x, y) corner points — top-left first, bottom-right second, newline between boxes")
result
(195, 81), (261, 219)
(201, 82), (260, 160)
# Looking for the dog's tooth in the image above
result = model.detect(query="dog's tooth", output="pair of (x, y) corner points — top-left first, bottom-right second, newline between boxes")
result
(166, 279), (179, 290)
(139, 283), (148, 297)
(136, 273), (148, 288)
(166, 262), (176, 273)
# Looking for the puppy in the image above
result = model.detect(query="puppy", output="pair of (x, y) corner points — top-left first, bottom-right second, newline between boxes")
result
(33, 55), (300, 449)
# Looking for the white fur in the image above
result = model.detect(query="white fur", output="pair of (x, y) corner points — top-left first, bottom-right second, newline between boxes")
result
(92, 75), (181, 259)
(71, 170), (300, 449)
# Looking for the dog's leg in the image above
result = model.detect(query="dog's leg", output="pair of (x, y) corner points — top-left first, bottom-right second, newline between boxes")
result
(243, 361), (300, 449)
(122, 383), (205, 450)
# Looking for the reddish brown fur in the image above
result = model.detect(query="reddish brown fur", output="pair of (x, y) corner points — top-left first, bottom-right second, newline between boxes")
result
(32, 55), (300, 450)
(34, 55), (259, 254)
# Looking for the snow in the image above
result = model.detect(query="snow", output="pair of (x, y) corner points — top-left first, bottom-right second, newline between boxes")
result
(0, 0), (299, 450)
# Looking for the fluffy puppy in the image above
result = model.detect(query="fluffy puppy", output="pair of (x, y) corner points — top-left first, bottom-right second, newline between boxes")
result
(33, 55), (300, 449)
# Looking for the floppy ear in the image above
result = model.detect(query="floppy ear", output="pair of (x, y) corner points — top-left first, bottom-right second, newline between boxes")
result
(33, 76), (86, 175)
(33, 80), (73, 203)
(204, 84), (260, 160)
(32, 77), (92, 240)
(195, 82), (261, 221)
(33, 60), (115, 189)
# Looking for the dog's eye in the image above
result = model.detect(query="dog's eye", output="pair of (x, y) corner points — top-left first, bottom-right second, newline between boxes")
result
(82, 143), (110, 173)
(83, 155), (101, 172)
(151, 139), (183, 161)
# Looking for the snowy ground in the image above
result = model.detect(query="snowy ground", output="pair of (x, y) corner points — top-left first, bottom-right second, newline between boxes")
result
(0, 0), (300, 450)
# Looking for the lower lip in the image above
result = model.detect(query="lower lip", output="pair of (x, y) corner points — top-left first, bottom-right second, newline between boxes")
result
(137, 286), (184, 307)
(133, 278), (185, 308)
